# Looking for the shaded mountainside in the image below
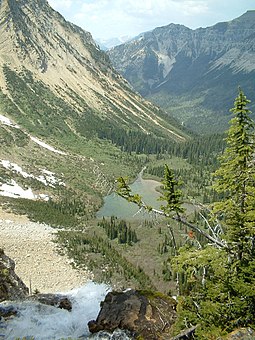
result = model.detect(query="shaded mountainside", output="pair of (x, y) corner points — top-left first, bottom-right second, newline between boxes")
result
(0, 0), (188, 216)
(108, 11), (255, 133)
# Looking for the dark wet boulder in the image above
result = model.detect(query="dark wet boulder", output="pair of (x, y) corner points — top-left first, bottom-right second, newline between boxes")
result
(0, 305), (18, 318)
(29, 293), (72, 311)
(88, 289), (177, 339)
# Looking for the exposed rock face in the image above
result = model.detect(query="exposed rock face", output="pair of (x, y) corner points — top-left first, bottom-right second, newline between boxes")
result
(88, 289), (177, 339)
(0, 305), (17, 318)
(0, 248), (29, 302)
(108, 11), (255, 132)
(227, 327), (255, 339)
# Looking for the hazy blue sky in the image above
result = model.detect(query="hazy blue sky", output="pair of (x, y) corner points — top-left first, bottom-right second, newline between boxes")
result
(48, 0), (255, 40)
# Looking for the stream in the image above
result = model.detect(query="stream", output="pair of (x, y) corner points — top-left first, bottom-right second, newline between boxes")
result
(0, 283), (131, 339)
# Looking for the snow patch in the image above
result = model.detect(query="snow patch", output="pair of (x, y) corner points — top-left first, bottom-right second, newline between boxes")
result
(30, 136), (67, 155)
(39, 169), (65, 187)
(0, 180), (36, 199)
(0, 179), (51, 201)
(0, 114), (67, 156)
(1, 160), (31, 178)
(0, 114), (20, 128)
(1, 160), (65, 188)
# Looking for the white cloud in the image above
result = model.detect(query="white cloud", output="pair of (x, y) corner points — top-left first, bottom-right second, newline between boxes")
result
(47, 0), (255, 40)
(48, 0), (74, 10)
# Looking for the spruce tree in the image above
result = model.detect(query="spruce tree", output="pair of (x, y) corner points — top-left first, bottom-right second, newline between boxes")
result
(172, 89), (255, 337)
(213, 88), (255, 261)
(159, 164), (184, 217)
(116, 89), (255, 336)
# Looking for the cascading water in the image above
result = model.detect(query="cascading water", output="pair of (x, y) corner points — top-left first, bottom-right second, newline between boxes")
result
(0, 282), (132, 339)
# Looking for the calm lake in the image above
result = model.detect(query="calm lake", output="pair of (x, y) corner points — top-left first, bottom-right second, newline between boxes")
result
(97, 171), (161, 219)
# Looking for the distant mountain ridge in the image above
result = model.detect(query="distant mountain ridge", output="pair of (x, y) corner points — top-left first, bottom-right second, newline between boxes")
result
(96, 36), (132, 50)
(108, 11), (255, 133)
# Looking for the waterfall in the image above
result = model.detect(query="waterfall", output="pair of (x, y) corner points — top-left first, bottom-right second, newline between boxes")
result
(0, 282), (132, 339)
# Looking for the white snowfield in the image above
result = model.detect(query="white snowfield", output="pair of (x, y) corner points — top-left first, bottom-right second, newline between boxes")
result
(1, 113), (67, 200)
(0, 114), (20, 128)
(0, 180), (36, 199)
(0, 160), (65, 200)
(0, 179), (51, 201)
(1, 160), (31, 179)
(1, 160), (65, 187)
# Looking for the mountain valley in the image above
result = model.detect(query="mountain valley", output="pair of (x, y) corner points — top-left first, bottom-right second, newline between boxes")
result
(0, 0), (189, 218)
(108, 11), (255, 133)
(0, 0), (197, 296)
(0, 0), (255, 339)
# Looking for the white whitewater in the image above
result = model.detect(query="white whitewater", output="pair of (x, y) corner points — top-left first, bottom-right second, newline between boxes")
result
(0, 282), (131, 339)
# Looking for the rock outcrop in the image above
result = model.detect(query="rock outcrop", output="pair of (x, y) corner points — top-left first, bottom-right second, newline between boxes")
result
(29, 293), (72, 311)
(227, 327), (255, 339)
(88, 289), (177, 339)
(0, 248), (29, 302)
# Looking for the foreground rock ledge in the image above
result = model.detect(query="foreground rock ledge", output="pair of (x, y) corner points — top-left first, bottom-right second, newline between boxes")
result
(0, 249), (72, 313)
(88, 289), (177, 339)
(0, 248), (28, 302)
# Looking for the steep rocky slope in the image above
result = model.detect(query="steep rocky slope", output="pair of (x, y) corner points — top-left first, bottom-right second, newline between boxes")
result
(0, 0), (188, 216)
(108, 11), (255, 133)
(0, 207), (89, 293)
(0, 0), (186, 139)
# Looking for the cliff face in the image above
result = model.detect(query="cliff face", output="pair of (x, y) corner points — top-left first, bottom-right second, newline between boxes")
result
(108, 11), (255, 132)
(0, 248), (28, 302)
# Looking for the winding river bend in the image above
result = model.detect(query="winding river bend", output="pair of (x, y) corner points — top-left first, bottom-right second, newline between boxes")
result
(97, 168), (162, 219)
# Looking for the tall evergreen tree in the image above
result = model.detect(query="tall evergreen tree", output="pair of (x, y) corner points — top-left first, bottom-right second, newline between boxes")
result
(213, 88), (255, 261)
(172, 89), (255, 337)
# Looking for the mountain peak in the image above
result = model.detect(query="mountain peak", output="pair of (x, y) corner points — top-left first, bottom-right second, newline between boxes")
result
(0, 0), (98, 72)
(229, 10), (255, 27)
(0, 0), (187, 151)
(240, 10), (255, 17)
